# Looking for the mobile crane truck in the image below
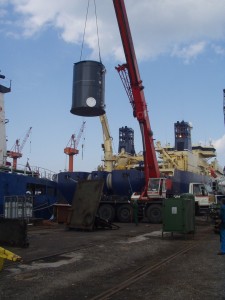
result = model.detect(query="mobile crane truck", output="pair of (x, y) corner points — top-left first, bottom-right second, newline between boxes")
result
(109, 0), (219, 224)
(111, 0), (170, 223)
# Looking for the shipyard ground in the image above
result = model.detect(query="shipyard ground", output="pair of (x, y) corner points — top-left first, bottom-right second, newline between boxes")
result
(0, 217), (225, 300)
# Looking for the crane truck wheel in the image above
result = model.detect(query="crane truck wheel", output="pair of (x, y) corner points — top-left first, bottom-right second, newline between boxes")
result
(117, 204), (133, 223)
(98, 204), (115, 222)
(146, 204), (162, 224)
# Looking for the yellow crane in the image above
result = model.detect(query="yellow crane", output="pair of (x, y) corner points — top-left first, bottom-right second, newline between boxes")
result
(99, 114), (144, 171)
(99, 114), (116, 172)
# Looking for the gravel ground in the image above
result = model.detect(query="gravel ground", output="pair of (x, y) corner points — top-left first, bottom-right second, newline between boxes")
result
(0, 217), (225, 300)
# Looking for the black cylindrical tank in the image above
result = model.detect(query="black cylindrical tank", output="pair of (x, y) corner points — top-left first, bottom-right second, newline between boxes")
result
(71, 60), (106, 117)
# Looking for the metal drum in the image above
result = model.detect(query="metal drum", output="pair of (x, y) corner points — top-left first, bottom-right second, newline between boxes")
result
(71, 60), (106, 117)
(106, 169), (145, 196)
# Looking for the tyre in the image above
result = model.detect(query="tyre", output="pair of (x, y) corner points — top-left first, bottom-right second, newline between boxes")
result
(117, 204), (133, 223)
(146, 204), (162, 223)
(98, 204), (115, 222)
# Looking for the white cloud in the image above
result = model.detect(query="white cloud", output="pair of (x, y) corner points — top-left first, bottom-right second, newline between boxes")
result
(212, 44), (225, 56)
(171, 42), (206, 63)
(12, 0), (70, 36)
(2, 0), (225, 61)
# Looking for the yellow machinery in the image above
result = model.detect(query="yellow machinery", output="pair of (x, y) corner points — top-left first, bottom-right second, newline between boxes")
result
(0, 246), (22, 271)
(99, 114), (116, 172)
(99, 114), (144, 171)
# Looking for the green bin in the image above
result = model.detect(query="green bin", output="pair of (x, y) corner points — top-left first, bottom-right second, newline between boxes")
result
(162, 194), (195, 237)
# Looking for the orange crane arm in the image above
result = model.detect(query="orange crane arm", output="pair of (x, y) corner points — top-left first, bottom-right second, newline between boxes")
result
(7, 127), (32, 169)
(64, 121), (86, 172)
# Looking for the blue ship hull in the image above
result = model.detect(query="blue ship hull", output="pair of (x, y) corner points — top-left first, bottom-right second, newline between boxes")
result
(57, 169), (145, 203)
(167, 169), (212, 196)
(0, 172), (58, 219)
(57, 168), (212, 204)
(0, 168), (212, 220)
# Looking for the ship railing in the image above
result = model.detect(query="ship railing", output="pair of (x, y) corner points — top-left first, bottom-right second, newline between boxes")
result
(1, 163), (57, 181)
(29, 166), (57, 181)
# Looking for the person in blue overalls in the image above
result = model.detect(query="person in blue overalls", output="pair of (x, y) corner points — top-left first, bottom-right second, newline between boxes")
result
(218, 198), (225, 255)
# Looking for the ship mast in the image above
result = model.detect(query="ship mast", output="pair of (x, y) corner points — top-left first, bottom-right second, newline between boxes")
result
(223, 89), (225, 126)
(0, 73), (11, 167)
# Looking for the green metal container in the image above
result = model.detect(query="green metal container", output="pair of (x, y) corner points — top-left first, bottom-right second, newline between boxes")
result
(162, 194), (195, 236)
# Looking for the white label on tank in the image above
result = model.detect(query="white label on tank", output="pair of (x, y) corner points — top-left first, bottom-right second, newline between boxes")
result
(171, 207), (177, 214)
(86, 97), (96, 107)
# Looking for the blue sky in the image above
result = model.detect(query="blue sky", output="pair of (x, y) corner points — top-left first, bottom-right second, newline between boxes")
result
(1, 0), (225, 173)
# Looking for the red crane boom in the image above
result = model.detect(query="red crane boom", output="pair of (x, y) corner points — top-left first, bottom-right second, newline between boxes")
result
(113, 0), (160, 196)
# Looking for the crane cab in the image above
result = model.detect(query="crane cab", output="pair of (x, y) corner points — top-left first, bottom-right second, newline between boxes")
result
(147, 178), (167, 199)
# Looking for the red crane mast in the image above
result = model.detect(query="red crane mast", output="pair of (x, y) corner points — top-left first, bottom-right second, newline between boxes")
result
(113, 0), (160, 196)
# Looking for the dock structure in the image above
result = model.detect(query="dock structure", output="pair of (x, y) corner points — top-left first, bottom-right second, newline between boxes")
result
(0, 218), (224, 298)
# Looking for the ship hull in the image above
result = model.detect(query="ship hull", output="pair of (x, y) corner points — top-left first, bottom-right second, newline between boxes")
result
(57, 169), (145, 204)
(1, 168), (212, 220)
(0, 172), (58, 219)
(57, 168), (212, 201)
(167, 169), (212, 196)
